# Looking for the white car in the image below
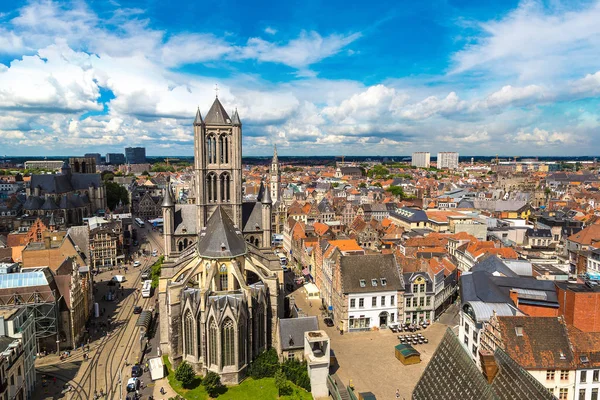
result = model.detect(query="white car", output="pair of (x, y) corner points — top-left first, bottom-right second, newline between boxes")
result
(126, 377), (140, 392)
(133, 261), (141, 267)
(152, 250), (158, 257)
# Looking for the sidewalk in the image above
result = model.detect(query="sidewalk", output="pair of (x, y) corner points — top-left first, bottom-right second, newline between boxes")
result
(152, 377), (178, 400)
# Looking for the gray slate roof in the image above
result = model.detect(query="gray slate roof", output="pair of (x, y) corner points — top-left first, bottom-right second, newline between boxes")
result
(204, 98), (231, 124)
(340, 254), (404, 293)
(412, 328), (558, 400)
(279, 316), (318, 350)
(174, 204), (197, 235)
(242, 201), (264, 233)
(197, 206), (246, 258)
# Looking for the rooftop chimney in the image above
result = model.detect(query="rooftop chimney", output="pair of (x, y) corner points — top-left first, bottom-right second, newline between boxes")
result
(479, 350), (499, 384)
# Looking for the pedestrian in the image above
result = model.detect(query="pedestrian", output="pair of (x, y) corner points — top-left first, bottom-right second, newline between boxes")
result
(396, 389), (400, 398)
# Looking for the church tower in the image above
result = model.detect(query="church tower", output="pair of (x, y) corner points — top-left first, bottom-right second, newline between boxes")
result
(194, 98), (243, 230)
(270, 145), (280, 204)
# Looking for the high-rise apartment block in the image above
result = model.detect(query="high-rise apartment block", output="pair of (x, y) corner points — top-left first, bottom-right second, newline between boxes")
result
(411, 152), (430, 168)
(105, 153), (126, 165)
(125, 147), (146, 164)
(437, 152), (459, 169)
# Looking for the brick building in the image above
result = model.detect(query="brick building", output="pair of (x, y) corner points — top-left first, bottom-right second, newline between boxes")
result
(556, 282), (600, 333)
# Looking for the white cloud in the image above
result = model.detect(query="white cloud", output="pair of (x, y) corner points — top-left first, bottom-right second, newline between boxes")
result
(264, 27), (277, 35)
(0, 40), (101, 113)
(239, 31), (362, 69)
(322, 84), (406, 122)
(397, 92), (466, 120)
(571, 70), (600, 95)
(451, 1), (600, 81)
(160, 33), (232, 67)
(512, 127), (576, 146)
(475, 85), (546, 109)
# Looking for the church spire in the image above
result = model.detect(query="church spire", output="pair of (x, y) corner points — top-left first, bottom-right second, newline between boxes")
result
(272, 144), (278, 164)
(194, 107), (203, 126)
(231, 108), (241, 126)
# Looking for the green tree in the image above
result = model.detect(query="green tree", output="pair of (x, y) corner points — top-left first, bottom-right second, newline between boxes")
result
(203, 371), (223, 398)
(150, 256), (164, 289)
(386, 185), (405, 198)
(282, 358), (311, 391)
(101, 171), (114, 182)
(274, 368), (290, 397)
(247, 348), (279, 378)
(141, 170), (150, 176)
(105, 181), (129, 210)
(174, 361), (195, 387)
(358, 182), (367, 188)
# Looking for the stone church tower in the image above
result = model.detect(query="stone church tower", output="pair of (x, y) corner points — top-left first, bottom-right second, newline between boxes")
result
(270, 145), (280, 204)
(193, 98), (243, 229)
(159, 98), (283, 385)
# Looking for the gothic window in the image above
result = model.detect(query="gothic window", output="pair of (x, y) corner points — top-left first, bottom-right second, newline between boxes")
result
(256, 304), (265, 350)
(219, 135), (229, 164)
(221, 317), (235, 367)
(209, 319), (218, 366)
(178, 241), (184, 252)
(184, 311), (194, 356)
(206, 173), (217, 203)
(219, 264), (228, 291)
(239, 322), (246, 366)
(220, 173), (230, 202)
(206, 136), (211, 164)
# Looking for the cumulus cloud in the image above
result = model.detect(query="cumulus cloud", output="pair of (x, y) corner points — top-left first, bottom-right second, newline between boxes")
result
(451, 1), (600, 81)
(397, 92), (466, 120)
(512, 128), (576, 146)
(474, 85), (547, 110)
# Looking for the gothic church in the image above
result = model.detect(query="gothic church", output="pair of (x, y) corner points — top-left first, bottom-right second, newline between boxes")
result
(159, 97), (284, 384)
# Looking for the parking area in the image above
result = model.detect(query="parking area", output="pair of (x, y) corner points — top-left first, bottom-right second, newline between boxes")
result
(293, 289), (452, 399)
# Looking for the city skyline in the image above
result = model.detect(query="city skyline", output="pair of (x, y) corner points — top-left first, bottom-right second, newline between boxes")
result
(1, 0), (600, 156)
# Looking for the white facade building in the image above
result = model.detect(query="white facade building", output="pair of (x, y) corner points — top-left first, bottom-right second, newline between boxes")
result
(411, 152), (431, 168)
(575, 366), (600, 400)
(347, 290), (400, 331)
(437, 152), (459, 169)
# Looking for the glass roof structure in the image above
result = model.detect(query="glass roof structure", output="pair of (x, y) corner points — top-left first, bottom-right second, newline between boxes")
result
(0, 269), (50, 289)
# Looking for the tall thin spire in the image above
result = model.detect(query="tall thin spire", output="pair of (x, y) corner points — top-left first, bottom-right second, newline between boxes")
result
(231, 108), (241, 125)
(194, 107), (203, 126)
(272, 144), (278, 164)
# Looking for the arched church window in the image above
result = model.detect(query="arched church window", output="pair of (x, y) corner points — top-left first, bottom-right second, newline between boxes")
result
(206, 136), (212, 164)
(184, 311), (194, 356)
(238, 322), (246, 366)
(178, 241), (184, 252)
(206, 173), (217, 203)
(220, 173), (230, 202)
(256, 304), (265, 350)
(209, 319), (218, 366)
(219, 264), (228, 291)
(197, 317), (202, 358)
(221, 317), (235, 367)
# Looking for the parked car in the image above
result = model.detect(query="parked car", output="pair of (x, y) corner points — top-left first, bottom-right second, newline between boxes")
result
(323, 318), (334, 327)
(141, 270), (150, 280)
(152, 250), (157, 257)
(126, 378), (140, 392)
(131, 365), (143, 378)
(133, 306), (142, 314)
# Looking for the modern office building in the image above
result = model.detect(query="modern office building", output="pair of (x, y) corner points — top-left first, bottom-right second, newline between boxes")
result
(411, 152), (431, 168)
(105, 153), (126, 165)
(125, 147), (146, 164)
(437, 152), (459, 169)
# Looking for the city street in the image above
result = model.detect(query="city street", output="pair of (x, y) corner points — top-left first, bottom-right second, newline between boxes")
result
(33, 222), (165, 400)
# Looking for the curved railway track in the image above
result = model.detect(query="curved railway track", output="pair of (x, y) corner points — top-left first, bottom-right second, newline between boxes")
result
(74, 225), (159, 399)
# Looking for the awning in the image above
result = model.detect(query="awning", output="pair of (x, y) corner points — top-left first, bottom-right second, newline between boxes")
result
(135, 311), (152, 331)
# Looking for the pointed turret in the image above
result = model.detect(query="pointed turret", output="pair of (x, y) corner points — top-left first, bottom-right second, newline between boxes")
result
(231, 108), (241, 126)
(204, 97), (231, 124)
(262, 180), (272, 204)
(48, 213), (56, 231)
(193, 107), (203, 126)
(61, 161), (71, 177)
(162, 184), (175, 207)
(272, 144), (278, 164)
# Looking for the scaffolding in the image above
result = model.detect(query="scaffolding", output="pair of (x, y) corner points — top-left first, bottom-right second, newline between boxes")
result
(0, 288), (59, 348)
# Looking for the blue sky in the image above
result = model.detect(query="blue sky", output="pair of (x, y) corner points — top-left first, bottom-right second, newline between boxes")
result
(0, 0), (599, 156)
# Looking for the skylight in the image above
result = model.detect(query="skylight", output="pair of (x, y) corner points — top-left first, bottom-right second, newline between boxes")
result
(515, 326), (523, 336)
(381, 278), (387, 286)
(371, 279), (377, 287)
(359, 279), (366, 288)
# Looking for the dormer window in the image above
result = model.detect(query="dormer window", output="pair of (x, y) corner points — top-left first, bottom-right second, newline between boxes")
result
(381, 278), (387, 286)
(515, 326), (523, 336)
(371, 279), (377, 287)
(220, 242), (227, 251)
(359, 279), (366, 288)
